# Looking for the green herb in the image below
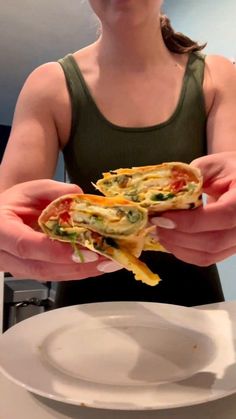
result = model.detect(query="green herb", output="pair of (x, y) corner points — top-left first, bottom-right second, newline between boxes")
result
(130, 195), (139, 202)
(52, 223), (78, 241)
(188, 183), (196, 191)
(150, 193), (175, 201)
(124, 191), (140, 202)
(90, 215), (104, 225)
(126, 210), (142, 223)
(51, 223), (84, 260)
(67, 232), (79, 241)
(71, 243), (85, 263)
(116, 175), (131, 188)
(52, 223), (63, 236)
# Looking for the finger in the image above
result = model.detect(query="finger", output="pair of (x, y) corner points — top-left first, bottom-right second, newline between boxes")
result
(0, 217), (100, 263)
(156, 227), (236, 254)
(72, 250), (98, 263)
(153, 190), (236, 233)
(0, 250), (104, 281)
(191, 154), (236, 196)
(160, 241), (236, 266)
(97, 261), (123, 273)
(191, 153), (228, 183)
(0, 180), (83, 207)
(31, 180), (83, 203)
(41, 180), (83, 197)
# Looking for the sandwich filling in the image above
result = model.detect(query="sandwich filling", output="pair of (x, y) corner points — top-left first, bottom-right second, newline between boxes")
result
(38, 194), (161, 286)
(94, 162), (203, 211)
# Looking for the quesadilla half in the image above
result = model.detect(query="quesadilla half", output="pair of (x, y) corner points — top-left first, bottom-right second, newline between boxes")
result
(94, 162), (203, 253)
(38, 193), (161, 286)
(94, 162), (203, 212)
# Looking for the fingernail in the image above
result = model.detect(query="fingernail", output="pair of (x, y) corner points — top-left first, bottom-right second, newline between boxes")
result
(72, 250), (98, 263)
(97, 261), (122, 273)
(151, 217), (176, 229)
(149, 230), (159, 240)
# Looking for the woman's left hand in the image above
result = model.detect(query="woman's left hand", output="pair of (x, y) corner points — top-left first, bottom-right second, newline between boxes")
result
(150, 152), (236, 266)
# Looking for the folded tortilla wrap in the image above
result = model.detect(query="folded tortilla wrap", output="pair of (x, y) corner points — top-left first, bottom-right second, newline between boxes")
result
(38, 194), (160, 286)
(94, 162), (203, 253)
(94, 162), (203, 212)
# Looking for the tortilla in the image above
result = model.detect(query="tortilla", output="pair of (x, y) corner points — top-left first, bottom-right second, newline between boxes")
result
(38, 193), (160, 286)
(94, 162), (203, 212)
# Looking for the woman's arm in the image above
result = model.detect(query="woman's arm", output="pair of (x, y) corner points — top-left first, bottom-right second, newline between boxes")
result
(205, 55), (236, 153)
(0, 62), (64, 191)
(150, 56), (236, 266)
(0, 64), (120, 279)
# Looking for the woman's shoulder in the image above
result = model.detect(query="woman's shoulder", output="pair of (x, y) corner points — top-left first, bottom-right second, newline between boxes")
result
(21, 60), (68, 112)
(205, 54), (236, 84)
(203, 54), (236, 116)
(20, 60), (67, 106)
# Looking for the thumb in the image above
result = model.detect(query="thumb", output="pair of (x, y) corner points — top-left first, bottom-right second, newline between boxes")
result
(25, 179), (83, 200)
(27, 179), (84, 208)
(0, 180), (83, 208)
(36, 180), (83, 200)
(190, 154), (232, 197)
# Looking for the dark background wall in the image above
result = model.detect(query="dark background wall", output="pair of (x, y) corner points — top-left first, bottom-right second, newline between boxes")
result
(0, 125), (11, 162)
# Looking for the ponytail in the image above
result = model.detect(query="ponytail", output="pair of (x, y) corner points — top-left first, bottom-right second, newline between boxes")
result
(160, 15), (206, 54)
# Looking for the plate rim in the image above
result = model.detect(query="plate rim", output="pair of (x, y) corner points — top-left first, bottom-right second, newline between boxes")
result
(0, 301), (235, 410)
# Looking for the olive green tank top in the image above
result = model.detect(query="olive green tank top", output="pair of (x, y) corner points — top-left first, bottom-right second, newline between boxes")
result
(55, 52), (224, 309)
(59, 52), (207, 192)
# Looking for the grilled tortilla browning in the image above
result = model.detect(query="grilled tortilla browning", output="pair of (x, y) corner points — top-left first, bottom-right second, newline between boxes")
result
(38, 163), (203, 286)
(38, 194), (161, 286)
(94, 162), (203, 253)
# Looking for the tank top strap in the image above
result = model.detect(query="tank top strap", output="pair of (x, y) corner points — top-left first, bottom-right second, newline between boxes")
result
(187, 52), (206, 87)
(58, 53), (87, 142)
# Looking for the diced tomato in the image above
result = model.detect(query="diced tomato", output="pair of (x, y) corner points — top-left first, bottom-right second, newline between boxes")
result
(170, 179), (186, 193)
(170, 167), (191, 192)
(59, 211), (71, 224)
(172, 168), (195, 182)
(57, 198), (73, 223)
(61, 198), (73, 209)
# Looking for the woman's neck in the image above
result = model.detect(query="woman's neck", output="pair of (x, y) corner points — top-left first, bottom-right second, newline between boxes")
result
(96, 19), (172, 71)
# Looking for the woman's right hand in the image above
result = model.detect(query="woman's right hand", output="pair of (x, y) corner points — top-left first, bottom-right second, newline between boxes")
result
(0, 179), (120, 281)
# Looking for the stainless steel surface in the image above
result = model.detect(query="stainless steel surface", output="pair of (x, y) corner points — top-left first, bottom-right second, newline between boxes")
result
(3, 279), (51, 331)
(4, 279), (48, 303)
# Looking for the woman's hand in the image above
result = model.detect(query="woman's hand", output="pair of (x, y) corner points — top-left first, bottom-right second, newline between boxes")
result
(150, 152), (236, 266)
(0, 179), (120, 280)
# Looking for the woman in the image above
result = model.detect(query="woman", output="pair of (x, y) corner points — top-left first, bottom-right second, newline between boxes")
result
(0, 0), (236, 306)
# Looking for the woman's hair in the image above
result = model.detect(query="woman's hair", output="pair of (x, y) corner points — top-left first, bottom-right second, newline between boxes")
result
(160, 15), (206, 54)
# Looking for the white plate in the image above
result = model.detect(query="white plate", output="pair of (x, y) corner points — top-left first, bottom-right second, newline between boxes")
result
(0, 301), (236, 410)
